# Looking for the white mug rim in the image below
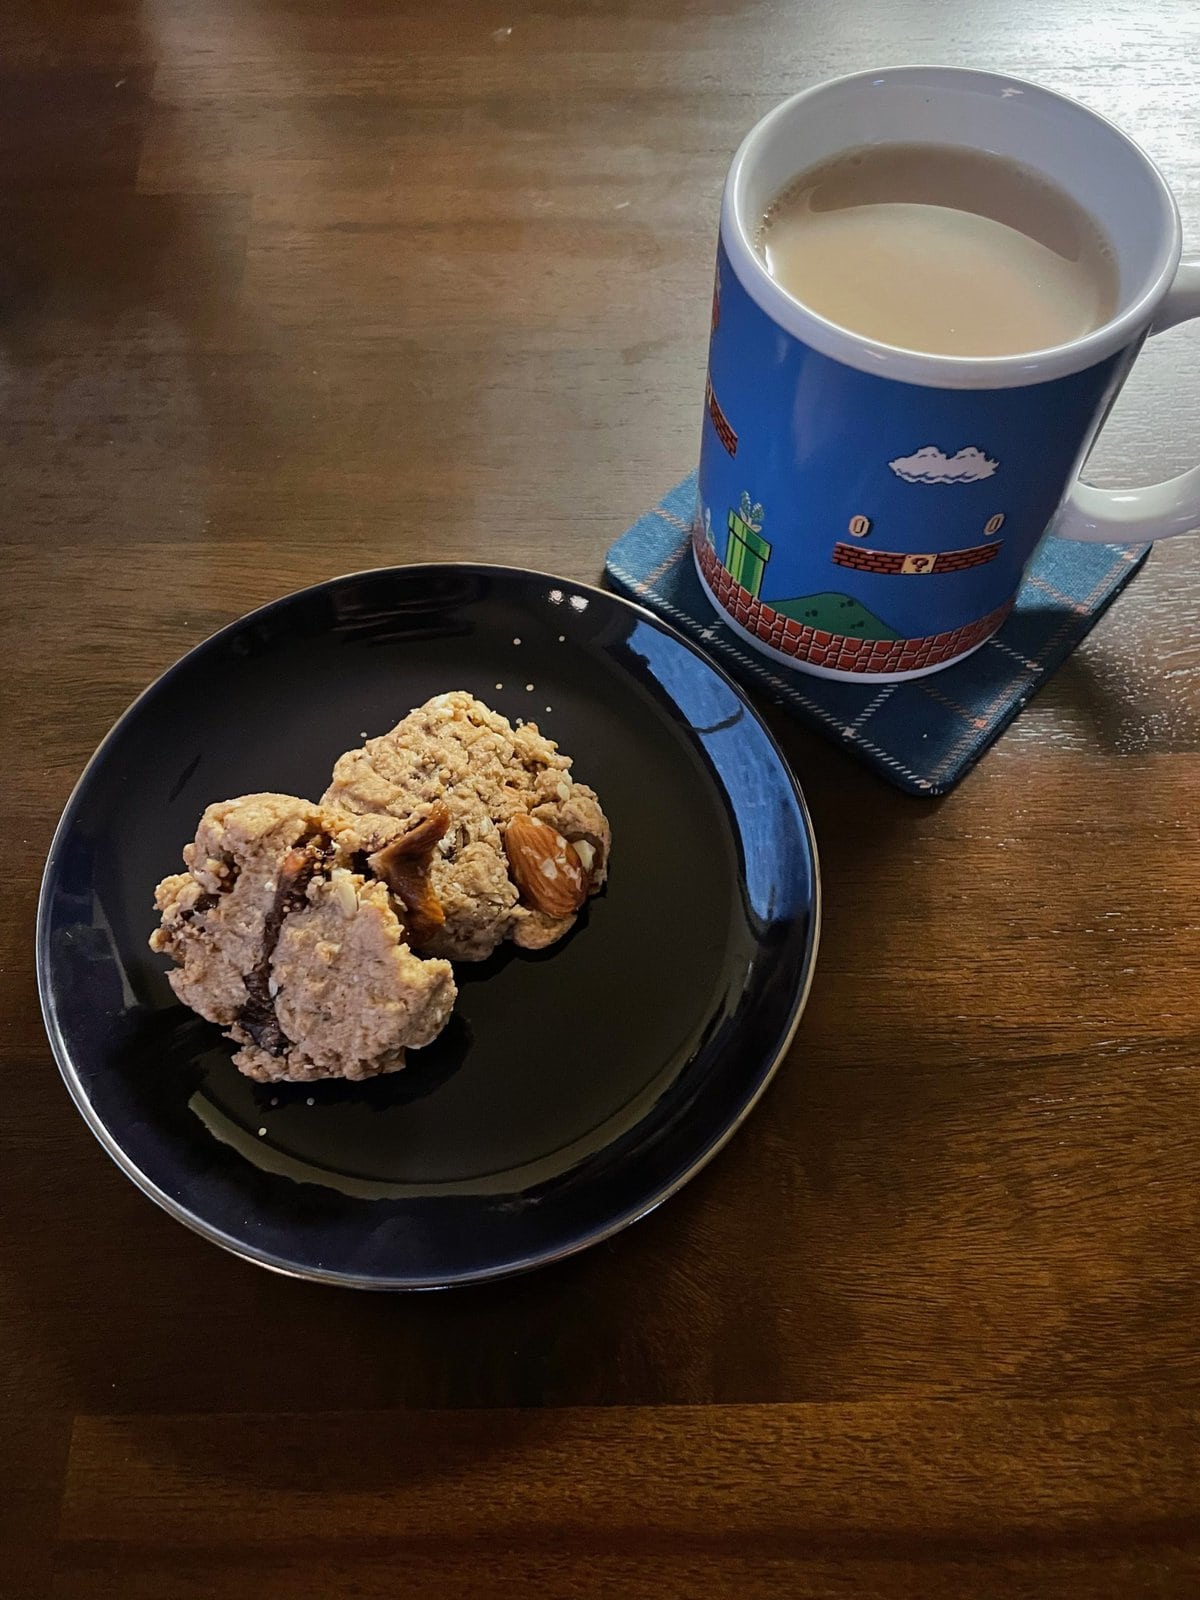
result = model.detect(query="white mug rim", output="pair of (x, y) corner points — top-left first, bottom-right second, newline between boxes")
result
(722, 66), (1183, 391)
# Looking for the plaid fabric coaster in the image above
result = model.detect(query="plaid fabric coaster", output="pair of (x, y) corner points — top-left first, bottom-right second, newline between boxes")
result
(605, 472), (1149, 796)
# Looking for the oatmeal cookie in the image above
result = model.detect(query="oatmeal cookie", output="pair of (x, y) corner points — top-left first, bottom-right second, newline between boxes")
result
(323, 692), (611, 960)
(150, 793), (456, 1082)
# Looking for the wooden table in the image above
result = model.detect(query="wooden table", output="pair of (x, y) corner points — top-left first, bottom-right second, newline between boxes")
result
(4, 2), (1199, 1595)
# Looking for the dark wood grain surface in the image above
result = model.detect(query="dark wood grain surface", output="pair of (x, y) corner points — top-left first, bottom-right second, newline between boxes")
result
(3, 2), (1199, 1595)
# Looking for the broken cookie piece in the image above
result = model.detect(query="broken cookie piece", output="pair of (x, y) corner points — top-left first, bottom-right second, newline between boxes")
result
(150, 793), (456, 1082)
(323, 692), (611, 961)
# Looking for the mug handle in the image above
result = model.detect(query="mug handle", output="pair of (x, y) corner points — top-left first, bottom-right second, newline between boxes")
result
(1053, 257), (1200, 543)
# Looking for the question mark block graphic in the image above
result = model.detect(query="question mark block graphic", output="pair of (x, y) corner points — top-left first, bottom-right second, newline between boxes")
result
(901, 553), (937, 574)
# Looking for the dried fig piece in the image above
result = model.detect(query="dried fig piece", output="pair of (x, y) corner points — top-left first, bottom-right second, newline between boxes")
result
(238, 834), (333, 1055)
(371, 802), (452, 948)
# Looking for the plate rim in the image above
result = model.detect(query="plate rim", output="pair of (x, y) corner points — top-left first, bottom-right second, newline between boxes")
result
(36, 562), (822, 1290)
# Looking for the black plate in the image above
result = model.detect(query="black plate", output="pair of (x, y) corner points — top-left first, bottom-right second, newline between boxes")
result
(37, 565), (820, 1289)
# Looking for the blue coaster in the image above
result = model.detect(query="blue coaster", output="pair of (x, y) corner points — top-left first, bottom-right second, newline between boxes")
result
(605, 472), (1149, 796)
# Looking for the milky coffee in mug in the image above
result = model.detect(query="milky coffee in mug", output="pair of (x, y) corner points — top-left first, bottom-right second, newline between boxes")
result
(756, 142), (1118, 358)
(695, 69), (1200, 683)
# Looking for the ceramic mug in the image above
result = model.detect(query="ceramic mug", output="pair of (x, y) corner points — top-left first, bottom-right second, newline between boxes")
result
(695, 67), (1200, 681)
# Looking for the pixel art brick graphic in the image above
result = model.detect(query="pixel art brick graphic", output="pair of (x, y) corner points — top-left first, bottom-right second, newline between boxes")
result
(705, 375), (737, 457)
(831, 539), (1001, 576)
(695, 527), (1010, 674)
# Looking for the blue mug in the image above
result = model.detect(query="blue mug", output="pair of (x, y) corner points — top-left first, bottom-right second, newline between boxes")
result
(696, 68), (1200, 680)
